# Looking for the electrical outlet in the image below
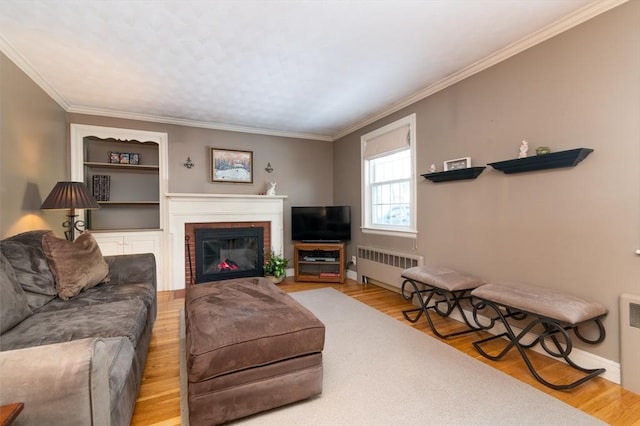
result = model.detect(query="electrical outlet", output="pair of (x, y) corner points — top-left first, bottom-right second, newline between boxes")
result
(351, 255), (357, 266)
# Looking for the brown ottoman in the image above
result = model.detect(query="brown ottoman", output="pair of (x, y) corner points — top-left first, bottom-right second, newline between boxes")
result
(185, 277), (325, 425)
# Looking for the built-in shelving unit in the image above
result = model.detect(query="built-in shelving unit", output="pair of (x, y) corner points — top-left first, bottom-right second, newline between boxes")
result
(422, 166), (486, 183)
(294, 242), (345, 283)
(70, 124), (169, 290)
(488, 148), (593, 174)
(82, 138), (161, 230)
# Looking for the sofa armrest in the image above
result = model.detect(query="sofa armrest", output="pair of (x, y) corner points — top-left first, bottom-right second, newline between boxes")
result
(105, 253), (157, 291)
(0, 338), (110, 425)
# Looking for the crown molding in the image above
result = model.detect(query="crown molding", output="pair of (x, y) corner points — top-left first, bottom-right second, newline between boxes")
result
(66, 106), (334, 141)
(331, 0), (629, 141)
(0, 33), (70, 110)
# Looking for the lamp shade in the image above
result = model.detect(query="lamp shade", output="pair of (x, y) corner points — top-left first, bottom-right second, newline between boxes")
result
(41, 181), (100, 210)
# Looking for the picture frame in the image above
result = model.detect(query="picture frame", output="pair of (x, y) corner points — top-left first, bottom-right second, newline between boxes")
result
(211, 148), (253, 183)
(119, 153), (130, 164)
(109, 152), (121, 164)
(443, 157), (471, 171)
(129, 153), (141, 165)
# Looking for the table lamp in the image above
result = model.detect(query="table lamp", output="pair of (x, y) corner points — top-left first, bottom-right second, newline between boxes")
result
(40, 181), (100, 240)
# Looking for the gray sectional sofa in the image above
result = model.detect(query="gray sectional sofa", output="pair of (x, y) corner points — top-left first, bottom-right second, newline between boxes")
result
(0, 230), (157, 425)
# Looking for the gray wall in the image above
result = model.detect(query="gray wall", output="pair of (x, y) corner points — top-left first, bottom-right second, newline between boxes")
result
(67, 113), (334, 260)
(333, 1), (640, 362)
(0, 53), (67, 238)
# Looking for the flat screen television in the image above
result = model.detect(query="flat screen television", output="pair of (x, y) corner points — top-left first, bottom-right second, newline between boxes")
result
(291, 206), (351, 242)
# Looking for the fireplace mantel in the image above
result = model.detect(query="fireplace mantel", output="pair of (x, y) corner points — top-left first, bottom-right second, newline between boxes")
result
(167, 193), (287, 290)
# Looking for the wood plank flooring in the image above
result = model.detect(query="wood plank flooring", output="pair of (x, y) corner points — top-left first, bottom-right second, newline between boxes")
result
(131, 279), (640, 425)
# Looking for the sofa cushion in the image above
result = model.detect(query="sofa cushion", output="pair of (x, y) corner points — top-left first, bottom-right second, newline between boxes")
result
(0, 253), (33, 333)
(37, 281), (155, 316)
(42, 231), (110, 300)
(0, 299), (147, 351)
(0, 230), (57, 310)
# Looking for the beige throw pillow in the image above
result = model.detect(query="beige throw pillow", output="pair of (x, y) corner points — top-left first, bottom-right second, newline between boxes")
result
(42, 231), (110, 300)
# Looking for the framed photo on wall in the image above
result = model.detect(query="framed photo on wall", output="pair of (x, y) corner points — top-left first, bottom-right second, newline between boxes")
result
(211, 148), (253, 183)
(443, 157), (471, 171)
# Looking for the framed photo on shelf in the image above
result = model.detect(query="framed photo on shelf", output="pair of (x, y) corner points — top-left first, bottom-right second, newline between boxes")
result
(211, 148), (253, 183)
(129, 153), (141, 165)
(109, 152), (121, 163)
(443, 157), (471, 171)
(119, 153), (130, 164)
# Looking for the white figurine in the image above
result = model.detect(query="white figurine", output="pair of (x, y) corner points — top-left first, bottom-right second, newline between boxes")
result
(266, 182), (277, 196)
(429, 164), (436, 173)
(518, 140), (529, 158)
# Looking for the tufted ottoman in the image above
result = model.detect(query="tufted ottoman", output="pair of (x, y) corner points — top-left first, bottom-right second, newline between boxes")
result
(185, 277), (325, 425)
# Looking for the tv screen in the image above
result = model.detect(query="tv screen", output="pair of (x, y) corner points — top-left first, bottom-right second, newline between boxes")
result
(291, 206), (351, 242)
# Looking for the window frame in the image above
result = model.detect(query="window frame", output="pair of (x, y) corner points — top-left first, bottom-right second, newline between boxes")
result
(361, 113), (417, 238)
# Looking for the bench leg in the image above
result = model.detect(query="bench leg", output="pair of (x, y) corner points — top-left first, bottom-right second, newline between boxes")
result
(471, 299), (606, 390)
(400, 278), (483, 339)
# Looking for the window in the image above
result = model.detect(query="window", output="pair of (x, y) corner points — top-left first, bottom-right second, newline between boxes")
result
(361, 114), (417, 238)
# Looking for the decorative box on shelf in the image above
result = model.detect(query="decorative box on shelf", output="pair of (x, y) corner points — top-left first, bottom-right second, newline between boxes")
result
(421, 166), (486, 183)
(488, 148), (593, 174)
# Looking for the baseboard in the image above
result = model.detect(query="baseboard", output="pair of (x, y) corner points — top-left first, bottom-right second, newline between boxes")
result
(445, 308), (621, 384)
(346, 269), (357, 281)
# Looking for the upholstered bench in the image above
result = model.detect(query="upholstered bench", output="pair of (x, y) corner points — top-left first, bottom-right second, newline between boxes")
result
(400, 266), (486, 338)
(185, 277), (325, 425)
(471, 282), (608, 390)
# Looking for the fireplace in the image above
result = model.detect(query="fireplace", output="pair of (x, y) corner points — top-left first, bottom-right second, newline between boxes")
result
(194, 227), (264, 283)
(169, 194), (284, 291)
(185, 221), (271, 287)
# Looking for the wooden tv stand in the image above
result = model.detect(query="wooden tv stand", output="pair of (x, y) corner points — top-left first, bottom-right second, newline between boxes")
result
(294, 242), (345, 283)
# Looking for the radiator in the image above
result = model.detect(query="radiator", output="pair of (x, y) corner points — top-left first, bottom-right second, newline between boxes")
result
(620, 293), (640, 393)
(357, 245), (424, 292)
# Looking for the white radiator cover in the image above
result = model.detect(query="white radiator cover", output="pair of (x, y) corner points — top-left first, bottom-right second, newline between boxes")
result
(357, 245), (424, 292)
(620, 293), (640, 393)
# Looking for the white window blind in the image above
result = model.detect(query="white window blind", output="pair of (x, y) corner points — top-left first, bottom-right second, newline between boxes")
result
(363, 124), (411, 159)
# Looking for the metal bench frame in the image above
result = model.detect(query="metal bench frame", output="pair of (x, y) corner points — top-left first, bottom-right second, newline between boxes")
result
(401, 277), (485, 339)
(470, 296), (606, 390)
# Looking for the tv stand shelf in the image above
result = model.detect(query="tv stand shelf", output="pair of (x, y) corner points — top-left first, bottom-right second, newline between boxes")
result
(294, 242), (345, 283)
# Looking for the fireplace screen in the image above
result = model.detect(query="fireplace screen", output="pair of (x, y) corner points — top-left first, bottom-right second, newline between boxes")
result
(194, 227), (264, 283)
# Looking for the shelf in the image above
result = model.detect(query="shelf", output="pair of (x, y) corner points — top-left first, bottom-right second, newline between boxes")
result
(84, 162), (159, 171)
(421, 166), (486, 183)
(488, 148), (593, 174)
(294, 242), (345, 283)
(97, 201), (159, 205)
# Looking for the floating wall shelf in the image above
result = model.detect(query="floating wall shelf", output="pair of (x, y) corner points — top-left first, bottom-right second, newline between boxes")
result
(488, 148), (593, 174)
(422, 166), (486, 183)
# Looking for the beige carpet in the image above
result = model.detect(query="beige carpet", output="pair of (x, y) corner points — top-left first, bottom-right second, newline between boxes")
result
(181, 287), (604, 425)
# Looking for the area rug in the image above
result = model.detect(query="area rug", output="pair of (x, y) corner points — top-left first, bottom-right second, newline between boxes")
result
(180, 287), (604, 425)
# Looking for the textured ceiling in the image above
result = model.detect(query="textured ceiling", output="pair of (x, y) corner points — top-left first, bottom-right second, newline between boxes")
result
(0, 0), (618, 140)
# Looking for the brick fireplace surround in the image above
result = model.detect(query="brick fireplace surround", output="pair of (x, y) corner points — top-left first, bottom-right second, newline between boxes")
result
(184, 221), (271, 288)
(168, 194), (286, 291)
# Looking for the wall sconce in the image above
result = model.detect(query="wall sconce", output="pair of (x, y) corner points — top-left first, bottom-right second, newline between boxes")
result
(41, 181), (100, 240)
(265, 162), (274, 173)
(184, 157), (195, 169)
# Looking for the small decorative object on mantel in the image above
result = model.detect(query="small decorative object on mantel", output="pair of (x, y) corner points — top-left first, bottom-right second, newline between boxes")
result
(266, 182), (277, 196)
(536, 146), (551, 155)
(518, 140), (529, 158)
(429, 164), (437, 173)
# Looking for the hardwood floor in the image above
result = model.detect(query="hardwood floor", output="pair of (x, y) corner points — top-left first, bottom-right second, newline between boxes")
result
(131, 279), (640, 425)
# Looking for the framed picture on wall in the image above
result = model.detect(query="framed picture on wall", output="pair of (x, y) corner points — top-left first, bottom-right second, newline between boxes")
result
(211, 148), (253, 183)
(443, 157), (471, 171)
